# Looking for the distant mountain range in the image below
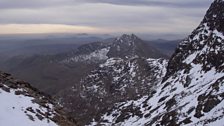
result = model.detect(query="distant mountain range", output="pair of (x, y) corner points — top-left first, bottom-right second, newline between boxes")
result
(146, 39), (181, 56)
(0, 33), (179, 58)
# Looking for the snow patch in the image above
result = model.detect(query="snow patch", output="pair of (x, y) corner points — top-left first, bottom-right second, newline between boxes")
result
(62, 47), (110, 63)
(0, 88), (57, 126)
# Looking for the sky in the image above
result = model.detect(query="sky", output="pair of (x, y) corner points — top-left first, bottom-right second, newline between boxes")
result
(0, 0), (212, 38)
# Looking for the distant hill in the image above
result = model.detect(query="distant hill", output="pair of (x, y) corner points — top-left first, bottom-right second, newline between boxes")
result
(146, 39), (181, 57)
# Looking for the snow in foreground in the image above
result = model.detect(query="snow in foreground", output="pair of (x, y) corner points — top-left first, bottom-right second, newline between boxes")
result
(0, 88), (57, 126)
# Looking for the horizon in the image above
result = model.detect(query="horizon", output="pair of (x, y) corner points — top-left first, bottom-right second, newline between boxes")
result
(0, 32), (186, 40)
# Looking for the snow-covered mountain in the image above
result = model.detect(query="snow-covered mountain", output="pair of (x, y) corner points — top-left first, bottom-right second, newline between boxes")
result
(0, 72), (75, 126)
(88, 0), (224, 125)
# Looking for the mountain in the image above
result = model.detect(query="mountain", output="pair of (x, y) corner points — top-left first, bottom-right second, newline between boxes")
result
(0, 34), (166, 95)
(0, 71), (75, 126)
(107, 34), (166, 59)
(89, 0), (224, 125)
(58, 34), (167, 125)
(61, 34), (166, 65)
(0, 34), (167, 125)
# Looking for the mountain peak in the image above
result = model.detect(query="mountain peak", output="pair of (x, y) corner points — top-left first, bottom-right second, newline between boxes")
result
(116, 34), (139, 42)
(107, 34), (166, 59)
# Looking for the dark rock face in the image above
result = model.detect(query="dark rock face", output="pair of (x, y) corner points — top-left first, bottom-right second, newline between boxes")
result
(202, 0), (224, 33)
(0, 71), (76, 126)
(89, 1), (224, 125)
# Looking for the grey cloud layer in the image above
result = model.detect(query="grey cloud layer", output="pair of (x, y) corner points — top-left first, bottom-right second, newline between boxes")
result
(78, 0), (211, 8)
(0, 0), (211, 9)
(0, 0), (212, 34)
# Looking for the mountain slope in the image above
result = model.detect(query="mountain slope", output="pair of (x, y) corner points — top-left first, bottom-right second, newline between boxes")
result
(60, 57), (167, 125)
(89, 0), (224, 125)
(58, 34), (167, 125)
(0, 72), (75, 126)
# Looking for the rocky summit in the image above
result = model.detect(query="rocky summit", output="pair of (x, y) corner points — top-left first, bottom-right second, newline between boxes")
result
(107, 34), (165, 59)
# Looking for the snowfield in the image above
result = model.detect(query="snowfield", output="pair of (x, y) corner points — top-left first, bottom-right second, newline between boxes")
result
(0, 87), (57, 126)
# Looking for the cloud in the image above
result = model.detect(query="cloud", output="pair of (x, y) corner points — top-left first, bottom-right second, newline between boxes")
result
(0, 0), (213, 37)
(0, 0), (66, 9)
(77, 0), (211, 8)
(0, 0), (212, 9)
(0, 24), (102, 34)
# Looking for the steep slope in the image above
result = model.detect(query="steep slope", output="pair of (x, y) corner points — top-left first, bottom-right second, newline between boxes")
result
(59, 42), (110, 64)
(60, 57), (167, 125)
(0, 72), (75, 126)
(89, 0), (224, 125)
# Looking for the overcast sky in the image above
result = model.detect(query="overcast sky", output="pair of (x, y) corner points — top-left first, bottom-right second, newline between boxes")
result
(0, 0), (213, 38)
